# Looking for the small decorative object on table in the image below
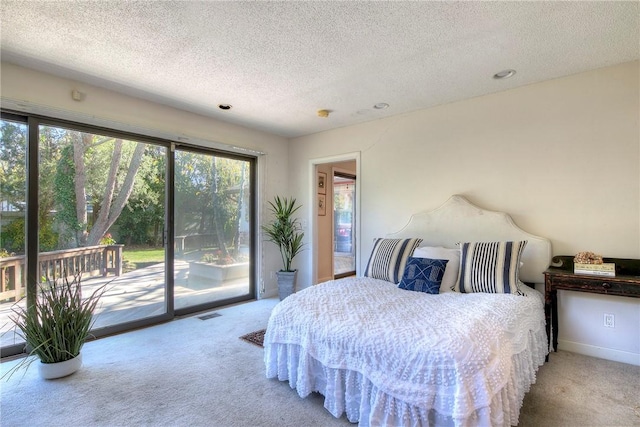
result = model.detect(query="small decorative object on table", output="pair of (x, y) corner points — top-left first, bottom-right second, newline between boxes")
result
(573, 251), (615, 277)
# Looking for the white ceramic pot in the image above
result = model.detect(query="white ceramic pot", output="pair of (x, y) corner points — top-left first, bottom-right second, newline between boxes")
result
(38, 353), (83, 380)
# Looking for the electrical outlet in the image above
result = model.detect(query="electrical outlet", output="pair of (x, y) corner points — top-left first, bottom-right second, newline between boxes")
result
(604, 313), (615, 328)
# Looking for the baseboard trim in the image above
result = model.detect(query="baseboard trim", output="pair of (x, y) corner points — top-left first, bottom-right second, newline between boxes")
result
(558, 339), (640, 366)
(318, 276), (334, 284)
(259, 289), (278, 299)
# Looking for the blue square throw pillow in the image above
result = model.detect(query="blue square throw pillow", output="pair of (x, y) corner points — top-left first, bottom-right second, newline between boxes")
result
(398, 257), (449, 294)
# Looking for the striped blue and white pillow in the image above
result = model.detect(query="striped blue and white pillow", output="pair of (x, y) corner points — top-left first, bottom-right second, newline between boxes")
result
(455, 241), (527, 294)
(364, 238), (423, 284)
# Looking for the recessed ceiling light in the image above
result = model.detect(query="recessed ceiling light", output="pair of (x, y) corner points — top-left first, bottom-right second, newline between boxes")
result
(218, 104), (232, 110)
(493, 69), (516, 80)
(373, 103), (389, 109)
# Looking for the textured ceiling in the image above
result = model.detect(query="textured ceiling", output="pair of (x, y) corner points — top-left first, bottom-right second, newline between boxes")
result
(1, 1), (638, 138)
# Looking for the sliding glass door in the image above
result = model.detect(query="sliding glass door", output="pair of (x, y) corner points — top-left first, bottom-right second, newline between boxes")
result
(1, 110), (256, 358)
(0, 116), (28, 349)
(174, 148), (253, 311)
(35, 124), (169, 329)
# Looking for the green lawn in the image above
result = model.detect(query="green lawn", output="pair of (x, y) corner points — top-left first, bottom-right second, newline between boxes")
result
(123, 247), (165, 264)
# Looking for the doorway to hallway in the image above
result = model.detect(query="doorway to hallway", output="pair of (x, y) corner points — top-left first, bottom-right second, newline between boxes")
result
(333, 172), (355, 278)
(314, 158), (358, 284)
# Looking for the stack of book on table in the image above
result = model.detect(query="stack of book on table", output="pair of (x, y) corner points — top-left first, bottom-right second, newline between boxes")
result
(574, 262), (616, 277)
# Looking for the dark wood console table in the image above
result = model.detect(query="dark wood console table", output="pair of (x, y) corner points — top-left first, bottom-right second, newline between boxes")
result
(544, 256), (640, 355)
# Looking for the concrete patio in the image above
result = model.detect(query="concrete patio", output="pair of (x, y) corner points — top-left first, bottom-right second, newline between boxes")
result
(0, 260), (251, 348)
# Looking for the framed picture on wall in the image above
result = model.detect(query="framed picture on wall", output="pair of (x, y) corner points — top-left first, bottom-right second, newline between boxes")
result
(318, 194), (326, 216)
(317, 172), (327, 194)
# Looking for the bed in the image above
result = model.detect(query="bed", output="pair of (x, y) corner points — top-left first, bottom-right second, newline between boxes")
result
(264, 195), (552, 426)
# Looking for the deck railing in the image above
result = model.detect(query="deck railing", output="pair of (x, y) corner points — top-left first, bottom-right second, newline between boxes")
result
(175, 234), (219, 257)
(0, 244), (123, 302)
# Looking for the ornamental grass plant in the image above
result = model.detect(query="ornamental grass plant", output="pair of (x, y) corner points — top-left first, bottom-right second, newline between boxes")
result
(5, 273), (107, 377)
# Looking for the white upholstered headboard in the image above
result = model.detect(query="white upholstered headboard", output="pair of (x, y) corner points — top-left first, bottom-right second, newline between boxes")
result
(387, 195), (552, 284)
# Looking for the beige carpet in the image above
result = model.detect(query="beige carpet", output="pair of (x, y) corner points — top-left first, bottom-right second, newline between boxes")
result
(520, 350), (640, 427)
(1, 297), (638, 427)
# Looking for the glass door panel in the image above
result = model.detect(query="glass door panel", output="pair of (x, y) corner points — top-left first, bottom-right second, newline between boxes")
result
(0, 118), (28, 348)
(174, 149), (252, 310)
(333, 173), (356, 277)
(36, 125), (167, 329)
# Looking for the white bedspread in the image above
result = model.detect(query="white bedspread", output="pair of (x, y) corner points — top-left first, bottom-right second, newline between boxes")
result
(264, 277), (547, 427)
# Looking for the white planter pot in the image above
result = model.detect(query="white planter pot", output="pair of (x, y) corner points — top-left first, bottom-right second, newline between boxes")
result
(38, 353), (82, 380)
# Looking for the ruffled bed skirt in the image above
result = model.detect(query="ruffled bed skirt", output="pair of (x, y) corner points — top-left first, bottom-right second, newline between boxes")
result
(265, 325), (547, 427)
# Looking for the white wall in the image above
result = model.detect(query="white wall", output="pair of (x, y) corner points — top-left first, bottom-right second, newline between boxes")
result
(0, 62), (290, 299)
(290, 61), (640, 365)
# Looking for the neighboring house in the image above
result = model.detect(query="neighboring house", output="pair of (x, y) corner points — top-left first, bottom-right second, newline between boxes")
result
(0, 200), (23, 227)
(1, 58), (638, 367)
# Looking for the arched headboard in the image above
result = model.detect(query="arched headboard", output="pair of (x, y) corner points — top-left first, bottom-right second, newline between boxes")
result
(387, 195), (552, 283)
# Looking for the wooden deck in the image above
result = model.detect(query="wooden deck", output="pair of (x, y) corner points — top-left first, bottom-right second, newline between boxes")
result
(0, 260), (250, 348)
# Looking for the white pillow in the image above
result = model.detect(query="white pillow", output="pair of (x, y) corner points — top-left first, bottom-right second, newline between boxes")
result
(412, 246), (460, 293)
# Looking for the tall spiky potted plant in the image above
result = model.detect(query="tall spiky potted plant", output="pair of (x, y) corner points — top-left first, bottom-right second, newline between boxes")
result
(7, 273), (106, 379)
(262, 196), (305, 300)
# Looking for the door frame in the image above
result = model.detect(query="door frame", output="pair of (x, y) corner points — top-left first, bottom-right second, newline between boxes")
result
(308, 152), (361, 285)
